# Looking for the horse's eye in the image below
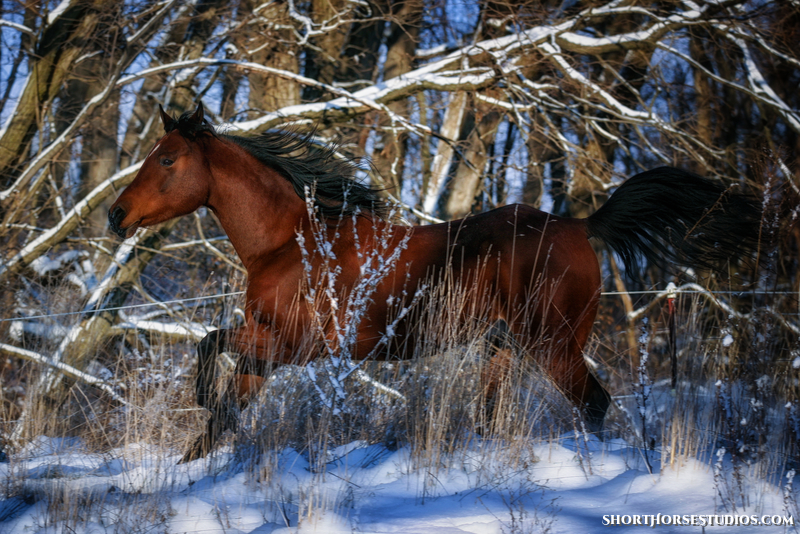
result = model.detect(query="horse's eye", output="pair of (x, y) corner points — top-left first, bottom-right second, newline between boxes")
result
(160, 157), (174, 167)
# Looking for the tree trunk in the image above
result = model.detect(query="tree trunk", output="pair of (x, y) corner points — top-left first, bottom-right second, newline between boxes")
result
(525, 113), (560, 209)
(371, 0), (423, 195)
(421, 91), (468, 217)
(444, 97), (502, 219)
(119, 19), (192, 168)
(0, 1), (107, 187)
(302, 0), (349, 102)
(246, 0), (300, 115)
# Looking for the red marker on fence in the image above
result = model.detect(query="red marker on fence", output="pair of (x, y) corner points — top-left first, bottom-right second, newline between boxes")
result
(666, 282), (677, 390)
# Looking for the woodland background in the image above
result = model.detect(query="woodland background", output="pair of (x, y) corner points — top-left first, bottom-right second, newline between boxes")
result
(0, 0), (799, 474)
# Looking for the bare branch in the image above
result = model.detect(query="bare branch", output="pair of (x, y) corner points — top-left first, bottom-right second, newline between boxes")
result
(0, 18), (35, 36)
(0, 343), (128, 406)
(0, 163), (141, 281)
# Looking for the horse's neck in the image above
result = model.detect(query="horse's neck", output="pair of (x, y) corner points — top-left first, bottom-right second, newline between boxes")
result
(206, 144), (308, 273)
(203, 139), (398, 276)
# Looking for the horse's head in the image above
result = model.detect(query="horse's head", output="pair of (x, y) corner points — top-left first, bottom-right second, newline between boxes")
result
(108, 104), (212, 239)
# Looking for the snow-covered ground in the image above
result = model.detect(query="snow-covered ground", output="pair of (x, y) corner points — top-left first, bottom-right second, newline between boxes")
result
(1, 430), (795, 533)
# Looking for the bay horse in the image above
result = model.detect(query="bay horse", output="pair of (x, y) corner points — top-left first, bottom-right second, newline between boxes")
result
(108, 104), (762, 462)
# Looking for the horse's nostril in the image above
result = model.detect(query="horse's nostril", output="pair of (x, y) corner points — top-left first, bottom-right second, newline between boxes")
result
(109, 206), (126, 234)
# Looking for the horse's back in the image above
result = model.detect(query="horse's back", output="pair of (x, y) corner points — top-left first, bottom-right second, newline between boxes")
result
(409, 204), (597, 290)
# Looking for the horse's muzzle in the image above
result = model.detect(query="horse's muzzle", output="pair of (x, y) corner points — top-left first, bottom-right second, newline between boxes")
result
(108, 206), (128, 239)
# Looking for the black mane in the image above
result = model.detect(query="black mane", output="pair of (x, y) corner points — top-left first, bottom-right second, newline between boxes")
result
(169, 110), (386, 219)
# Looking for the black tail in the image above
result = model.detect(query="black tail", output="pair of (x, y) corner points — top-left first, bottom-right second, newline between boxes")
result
(586, 167), (763, 275)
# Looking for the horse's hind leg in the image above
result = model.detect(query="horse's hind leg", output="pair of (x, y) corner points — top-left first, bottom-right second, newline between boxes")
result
(480, 319), (609, 432)
(500, 304), (609, 433)
(481, 348), (516, 428)
(480, 320), (516, 425)
(566, 358), (610, 432)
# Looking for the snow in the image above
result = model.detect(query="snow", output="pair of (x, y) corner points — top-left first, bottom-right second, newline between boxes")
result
(1, 430), (793, 533)
(723, 333), (735, 347)
(29, 251), (88, 277)
(112, 317), (212, 342)
(46, 0), (73, 25)
(8, 319), (69, 341)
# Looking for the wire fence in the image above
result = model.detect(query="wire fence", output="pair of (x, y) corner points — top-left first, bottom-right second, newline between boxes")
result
(0, 290), (247, 323)
(1, 287), (797, 324)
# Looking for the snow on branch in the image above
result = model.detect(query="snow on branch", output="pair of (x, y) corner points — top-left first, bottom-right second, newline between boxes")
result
(0, 19), (35, 36)
(555, 5), (706, 54)
(297, 189), (415, 413)
(118, 57), (494, 139)
(541, 43), (666, 128)
(0, 162), (141, 281)
(626, 283), (800, 336)
(189, 0), (758, 165)
(111, 317), (212, 342)
(0, 342), (128, 406)
(726, 34), (800, 135)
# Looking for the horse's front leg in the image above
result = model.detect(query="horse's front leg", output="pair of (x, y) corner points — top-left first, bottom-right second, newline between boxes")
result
(180, 324), (281, 463)
(195, 328), (228, 410)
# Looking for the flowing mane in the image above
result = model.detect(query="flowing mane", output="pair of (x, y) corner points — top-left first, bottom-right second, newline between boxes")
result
(166, 110), (387, 219)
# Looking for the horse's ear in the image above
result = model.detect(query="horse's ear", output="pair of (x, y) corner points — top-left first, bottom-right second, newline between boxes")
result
(189, 102), (205, 125)
(159, 105), (176, 132)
